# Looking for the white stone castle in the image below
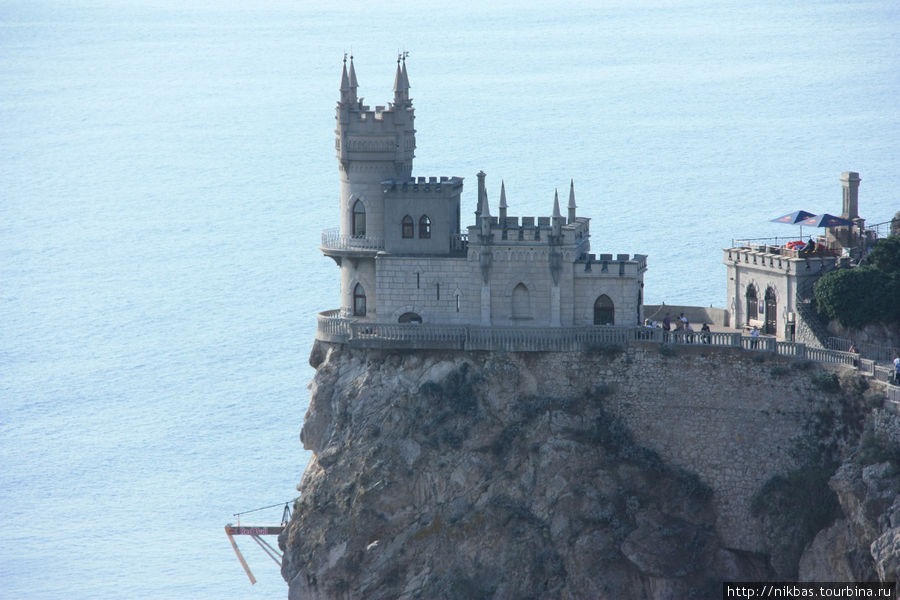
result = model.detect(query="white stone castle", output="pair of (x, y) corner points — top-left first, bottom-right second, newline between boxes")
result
(320, 56), (646, 329)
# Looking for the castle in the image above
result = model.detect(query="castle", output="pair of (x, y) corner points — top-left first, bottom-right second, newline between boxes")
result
(320, 56), (646, 329)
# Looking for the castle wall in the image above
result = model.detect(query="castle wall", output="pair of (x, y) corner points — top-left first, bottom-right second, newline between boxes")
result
(375, 255), (476, 324)
(383, 178), (463, 255)
(340, 257), (377, 320)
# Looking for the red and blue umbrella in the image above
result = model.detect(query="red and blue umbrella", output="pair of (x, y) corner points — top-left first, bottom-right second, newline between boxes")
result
(798, 213), (854, 228)
(771, 210), (816, 239)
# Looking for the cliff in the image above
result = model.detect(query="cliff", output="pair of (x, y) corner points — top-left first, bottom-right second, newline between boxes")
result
(280, 341), (899, 599)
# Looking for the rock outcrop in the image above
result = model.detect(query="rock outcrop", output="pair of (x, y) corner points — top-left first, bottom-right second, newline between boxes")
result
(799, 413), (900, 583)
(280, 342), (897, 599)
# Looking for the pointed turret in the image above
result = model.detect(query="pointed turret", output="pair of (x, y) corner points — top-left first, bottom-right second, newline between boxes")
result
(567, 179), (577, 224)
(393, 52), (410, 106)
(339, 54), (353, 104)
(552, 188), (563, 238)
(348, 55), (358, 103)
(498, 180), (508, 221)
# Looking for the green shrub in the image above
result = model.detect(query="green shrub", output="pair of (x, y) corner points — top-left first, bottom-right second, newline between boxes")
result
(814, 236), (900, 327)
(791, 360), (814, 371)
(770, 365), (789, 377)
(587, 342), (625, 357)
(855, 425), (900, 466)
(811, 371), (840, 393)
(658, 344), (676, 357)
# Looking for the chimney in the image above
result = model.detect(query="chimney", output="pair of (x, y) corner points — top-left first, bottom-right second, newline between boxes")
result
(476, 170), (487, 218)
(840, 171), (860, 220)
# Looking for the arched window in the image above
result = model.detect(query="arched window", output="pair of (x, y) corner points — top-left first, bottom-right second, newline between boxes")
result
(353, 283), (367, 316)
(512, 283), (530, 319)
(593, 295), (614, 325)
(419, 215), (431, 239)
(401, 215), (414, 238)
(352, 200), (366, 237)
(746, 285), (758, 323)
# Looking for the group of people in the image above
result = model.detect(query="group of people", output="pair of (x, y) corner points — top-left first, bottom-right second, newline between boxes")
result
(644, 313), (711, 344)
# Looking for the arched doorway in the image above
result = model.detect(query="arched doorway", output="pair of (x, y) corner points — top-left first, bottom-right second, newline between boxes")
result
(594, 295), (614, 325)
(764, 287), (777, 335)
(398, 312), (422, 323)
(746, 285), (758, 323)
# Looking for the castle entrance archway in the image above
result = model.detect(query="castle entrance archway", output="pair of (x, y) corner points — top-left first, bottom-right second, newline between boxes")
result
(593, 295), (614, 325)
(398, 312), (422, 323)
(764, 287), (777, 335)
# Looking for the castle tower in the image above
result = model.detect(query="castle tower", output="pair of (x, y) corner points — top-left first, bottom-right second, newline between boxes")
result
(326, 55), (417, 319)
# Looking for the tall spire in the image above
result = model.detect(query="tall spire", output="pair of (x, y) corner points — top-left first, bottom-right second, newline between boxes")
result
(348, 54), (358, 103)
(498, 180), (508, 220)
(393, 52), (410, 105)
(552, 189), (562, 218)
(567, 179), (577, 223)
(339, 53), (352, 104)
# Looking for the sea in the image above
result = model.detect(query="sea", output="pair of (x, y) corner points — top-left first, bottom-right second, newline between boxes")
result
(1, 1), (897, 598)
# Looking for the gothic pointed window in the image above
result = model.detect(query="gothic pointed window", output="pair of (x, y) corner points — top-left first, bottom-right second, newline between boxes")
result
(419, 215), (431, 239)
(593, 295), (614, 325)
(353, 283), (367, 316)
(402, 215), (414, 238)
(512, 283), (530, 319)
(352, 200), (366, 238)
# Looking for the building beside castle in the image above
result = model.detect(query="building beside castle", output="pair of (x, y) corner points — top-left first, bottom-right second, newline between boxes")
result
(319, 56), (646, 330)
(723, 171), (874, 342)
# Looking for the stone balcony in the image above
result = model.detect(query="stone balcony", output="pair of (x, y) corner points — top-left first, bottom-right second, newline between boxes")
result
(320, 228), (384, 259)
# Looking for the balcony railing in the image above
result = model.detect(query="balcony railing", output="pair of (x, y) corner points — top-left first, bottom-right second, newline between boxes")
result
(315, 310), (867, 370)
(320, 228), (384, 252)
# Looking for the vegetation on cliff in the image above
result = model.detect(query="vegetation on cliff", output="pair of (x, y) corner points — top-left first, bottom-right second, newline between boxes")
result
(814, 235), (900, 327)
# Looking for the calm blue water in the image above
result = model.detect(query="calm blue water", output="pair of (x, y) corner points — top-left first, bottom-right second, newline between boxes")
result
(1, 1), (898, 598)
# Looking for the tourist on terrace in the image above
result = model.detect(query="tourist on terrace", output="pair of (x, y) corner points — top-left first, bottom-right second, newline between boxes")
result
(800, 237), (816, 256)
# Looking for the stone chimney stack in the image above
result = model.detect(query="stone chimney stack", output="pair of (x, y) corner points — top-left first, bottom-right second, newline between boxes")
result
(476, 170), (487, 218)
(840, 171), (860, 220)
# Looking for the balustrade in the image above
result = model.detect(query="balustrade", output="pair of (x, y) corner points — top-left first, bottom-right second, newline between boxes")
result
(320, 228), (384, 252)
(315, 310), (889, 376)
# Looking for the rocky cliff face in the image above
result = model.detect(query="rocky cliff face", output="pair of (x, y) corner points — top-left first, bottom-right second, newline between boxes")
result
(280, 342), (898, 599)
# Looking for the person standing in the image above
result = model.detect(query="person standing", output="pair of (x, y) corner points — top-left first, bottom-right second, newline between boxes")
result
(893, 354), (900, 384)
(750, 325), (760, 349)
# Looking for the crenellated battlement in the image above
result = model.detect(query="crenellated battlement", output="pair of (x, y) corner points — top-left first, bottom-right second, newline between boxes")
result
(466, 216), (590, 248)
(381, 176), (464, 194)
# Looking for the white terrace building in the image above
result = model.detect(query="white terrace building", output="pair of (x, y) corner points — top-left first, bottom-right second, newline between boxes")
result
(723, 171), (871, 342)
(319, 56), (647, 332)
